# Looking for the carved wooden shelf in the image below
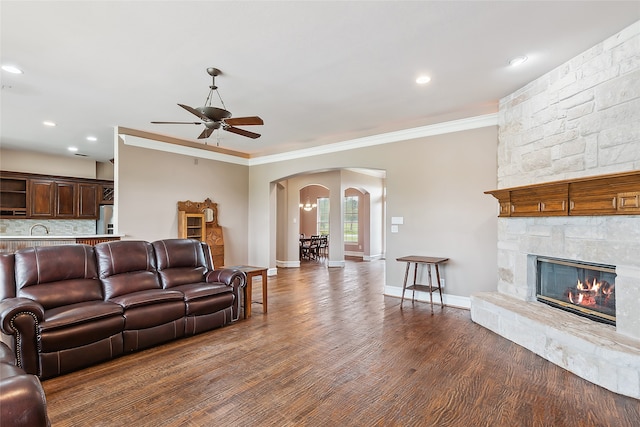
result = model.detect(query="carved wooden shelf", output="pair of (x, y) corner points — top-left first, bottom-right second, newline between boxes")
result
(485, 171), (640, 217)
(177, 198), (224, 268)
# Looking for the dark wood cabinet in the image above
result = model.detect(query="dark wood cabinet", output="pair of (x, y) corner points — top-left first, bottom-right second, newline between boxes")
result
(78, 182), (99, 218)
(99, 183), (114, 205)
(55, 181), (77, 218)
(0, 176), (28, 217)
(1, 171), (112, 219)
(486, 171), (640, 218)
(30, 179), (78, 218)
(29, 179), (56, 217)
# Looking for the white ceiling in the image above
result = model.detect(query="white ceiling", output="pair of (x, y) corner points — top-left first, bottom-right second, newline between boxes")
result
(1, 1), (638, 163)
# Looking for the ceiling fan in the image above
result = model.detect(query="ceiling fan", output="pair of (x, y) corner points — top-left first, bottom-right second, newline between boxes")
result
(151, 67), (263, 140)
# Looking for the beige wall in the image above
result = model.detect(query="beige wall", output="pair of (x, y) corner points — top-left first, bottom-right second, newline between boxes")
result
(0, 148), (98, 179)
(249, 125), (498, 301)
(0, 148), (114, 181)
(116, 138), (249, 266)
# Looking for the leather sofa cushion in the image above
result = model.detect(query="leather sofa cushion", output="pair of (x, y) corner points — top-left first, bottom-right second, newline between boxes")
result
(14, 245), (103, 309)
(40, 315), (125, 353)
(15, 245), (97, 286)
(153, 239), (210, 288)
(153, 239), (208, 270)
(119, 300), (186, 330)
(172, 283), (232, 302)
(18, 279), (104, 310)
(96, 241), (164, 299)
(100, 270), (162, 300)
(158, 267), (207, 289)
(95, 240), (157, 277)
(108, 288), (184, 310)
(41, 301), (123, 332)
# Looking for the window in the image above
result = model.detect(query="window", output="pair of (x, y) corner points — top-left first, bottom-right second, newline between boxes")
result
(317, 197), (330, 235)
(344, 196), (358, 243)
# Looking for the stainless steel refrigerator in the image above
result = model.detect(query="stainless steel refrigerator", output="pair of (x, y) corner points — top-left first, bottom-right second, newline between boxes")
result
(96, 205), (114, 234)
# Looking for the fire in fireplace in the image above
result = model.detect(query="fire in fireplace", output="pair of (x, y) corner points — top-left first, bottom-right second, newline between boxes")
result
(536, 257), (616, 325)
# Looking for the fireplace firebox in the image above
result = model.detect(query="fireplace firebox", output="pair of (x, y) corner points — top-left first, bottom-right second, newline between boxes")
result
(536, 257), (616, 325)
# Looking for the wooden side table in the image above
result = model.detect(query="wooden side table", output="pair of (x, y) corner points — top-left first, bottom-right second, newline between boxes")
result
(225, 265), (268, 318)
(396, 256), (449, 312)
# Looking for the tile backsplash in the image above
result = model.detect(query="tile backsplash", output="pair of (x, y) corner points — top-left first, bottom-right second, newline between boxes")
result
(0, 219), (96, 236)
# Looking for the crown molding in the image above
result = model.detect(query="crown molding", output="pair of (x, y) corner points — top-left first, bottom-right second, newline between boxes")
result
(117, 113), (498, 167)
(247, 113), (498, 166)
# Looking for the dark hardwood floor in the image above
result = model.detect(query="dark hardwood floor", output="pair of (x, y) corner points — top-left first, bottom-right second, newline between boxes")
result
(42, 258), (640, 426)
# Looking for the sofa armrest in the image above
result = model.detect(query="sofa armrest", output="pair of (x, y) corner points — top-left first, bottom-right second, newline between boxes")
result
(0, 298), (44, 376)
(206, 269), (246, 288)
(0, 370), (50, 427)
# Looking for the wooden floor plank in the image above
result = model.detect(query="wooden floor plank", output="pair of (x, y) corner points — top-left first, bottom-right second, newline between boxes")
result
(42, 258), (640, 426)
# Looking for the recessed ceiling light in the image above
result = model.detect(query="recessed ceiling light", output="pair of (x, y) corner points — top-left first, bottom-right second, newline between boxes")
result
(509, 56), (528, 67)
(416, 75), (431, 85)
(43, 121), (56, 127)
(67, 146), (78, 152)
(86, 136), (98, 142)
(1, 65), (23, 74)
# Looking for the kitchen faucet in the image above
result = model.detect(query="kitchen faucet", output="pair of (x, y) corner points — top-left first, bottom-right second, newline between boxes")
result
(29, 223), (50, 236)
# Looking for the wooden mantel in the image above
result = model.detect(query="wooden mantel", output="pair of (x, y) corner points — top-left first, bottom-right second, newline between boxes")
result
(485, 171), (640, 217)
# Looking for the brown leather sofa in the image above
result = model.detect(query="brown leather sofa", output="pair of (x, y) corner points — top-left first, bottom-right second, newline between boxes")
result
(0, 238), (244, 380)
(0, 341), (50, 427)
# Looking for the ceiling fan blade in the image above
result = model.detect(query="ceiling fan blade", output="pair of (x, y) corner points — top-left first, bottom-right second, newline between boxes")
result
(178, 103), (211, 121)
(198, 128), (215, 139)
(225, 126), (261, 139)
(224, 116), (264, 126)
(151, 121), (201, 125)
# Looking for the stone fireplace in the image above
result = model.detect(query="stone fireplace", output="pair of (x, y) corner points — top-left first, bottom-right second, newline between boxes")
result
(471, 21), (640, 399)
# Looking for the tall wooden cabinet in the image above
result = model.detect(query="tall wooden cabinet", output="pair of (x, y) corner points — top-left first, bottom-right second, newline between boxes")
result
(177, 199), (225, 268)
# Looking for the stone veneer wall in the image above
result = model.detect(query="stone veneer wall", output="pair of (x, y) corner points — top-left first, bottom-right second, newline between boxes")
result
(472, 21), (640, 398)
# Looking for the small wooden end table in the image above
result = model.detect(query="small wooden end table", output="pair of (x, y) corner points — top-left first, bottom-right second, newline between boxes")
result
(397, 256), (449, 312)
(225, 265), (268, 318)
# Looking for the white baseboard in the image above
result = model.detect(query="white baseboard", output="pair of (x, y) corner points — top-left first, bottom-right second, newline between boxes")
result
(327, 260), (346, 268)
(276, 260), (299, 268)
(384, 285), (471, 309)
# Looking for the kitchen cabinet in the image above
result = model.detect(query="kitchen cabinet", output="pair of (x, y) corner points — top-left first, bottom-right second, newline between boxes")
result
(55, 181), (77, 218)
(29, 179), (56, 217)
(1, 171), (110, 219)
(78, 182), (99, 218)
(0, 176), (28, 217)
(486, 171), (640, 217)
(30, 179), (77, 218)
(99, 183), (114, 205)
